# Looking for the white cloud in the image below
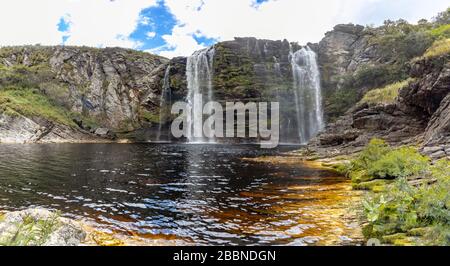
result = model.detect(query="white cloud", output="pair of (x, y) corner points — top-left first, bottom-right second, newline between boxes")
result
(158, 0), (449, 57)
(146, 31), (157, 38)
(0, 0), (158, 48)
(0, 0), (448, 57)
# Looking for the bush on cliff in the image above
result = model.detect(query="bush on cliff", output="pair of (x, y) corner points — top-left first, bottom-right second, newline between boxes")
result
(369, 19), (434, 64)
(430, 24), (450, 39)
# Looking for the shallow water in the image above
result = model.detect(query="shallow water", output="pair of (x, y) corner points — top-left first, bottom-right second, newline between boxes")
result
(0, 144), (360, 245)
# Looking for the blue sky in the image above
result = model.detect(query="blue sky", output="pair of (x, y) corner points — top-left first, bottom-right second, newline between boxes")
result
(0, 0), (448, 58)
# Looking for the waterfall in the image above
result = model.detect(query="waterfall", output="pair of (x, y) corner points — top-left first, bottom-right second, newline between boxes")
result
(157, 65), (171, 141)
(289, 46), (324, 144)
(186, 47), (215, 143)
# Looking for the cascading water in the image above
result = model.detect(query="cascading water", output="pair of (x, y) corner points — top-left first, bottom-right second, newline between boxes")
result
(157, 65), (172, 141)
(186, 47), (216, 143)
(289, 46), (324, 144)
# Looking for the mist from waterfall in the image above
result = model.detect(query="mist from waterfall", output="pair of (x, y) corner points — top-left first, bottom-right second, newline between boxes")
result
(289, 46), (324, 144)
(186, 47), (216, 143)
(157, 65), (172, 142)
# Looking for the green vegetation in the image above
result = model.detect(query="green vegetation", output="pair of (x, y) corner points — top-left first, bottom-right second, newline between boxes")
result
(430, 24), (450, 38)
(342, 139), (450, 245)
(420, 38), (450, 59)
(368, 147), (429, 179)
(433, 8), (450, 26)
(363, 163), (449, 245)
(326, 63), (409, 119)
(0, 87), (77, 127)
(325, 8), (450, 119)
(0, 212), (61, 246)
(367, 19), (434, 64)
(139, 109), (161, 124)
(347, 139), (431, 189)
(359, 79), (414, 106)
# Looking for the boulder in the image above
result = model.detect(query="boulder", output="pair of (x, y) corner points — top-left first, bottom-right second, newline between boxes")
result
(0, 208), (86, 246)
(94, 128), (110, 136)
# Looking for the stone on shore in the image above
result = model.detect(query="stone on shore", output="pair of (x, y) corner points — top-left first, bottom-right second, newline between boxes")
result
(0, 208), (86, 246)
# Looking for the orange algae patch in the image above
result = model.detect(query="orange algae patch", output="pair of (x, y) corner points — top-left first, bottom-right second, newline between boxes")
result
(213, 155), (365, 245)
(81, 223), (189, 246)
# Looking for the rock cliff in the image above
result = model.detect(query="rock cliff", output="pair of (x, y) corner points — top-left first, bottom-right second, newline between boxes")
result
(311, 54), (450, 159)
(0, 46), (167, 143)
(0, 21), (448, 148)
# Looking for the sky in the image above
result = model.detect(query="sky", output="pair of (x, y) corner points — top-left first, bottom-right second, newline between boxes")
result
(0, 0), (448, 58)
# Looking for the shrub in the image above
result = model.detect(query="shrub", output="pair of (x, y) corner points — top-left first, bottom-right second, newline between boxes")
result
(324, 86), (359, 119)
(370, 20), (434, 64)
(363, 177), (420, 238)
(368, 147), (430, 179)
(349, 64), (408, 92)
(430, 24), (450, 39)
(433, 8), (450, 25)
(416, 159), (450, 225)
(360, 153), (450, 245)
(351, 138), (390, 171)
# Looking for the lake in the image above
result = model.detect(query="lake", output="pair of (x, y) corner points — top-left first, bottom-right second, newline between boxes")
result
(0, 144), (361, 245)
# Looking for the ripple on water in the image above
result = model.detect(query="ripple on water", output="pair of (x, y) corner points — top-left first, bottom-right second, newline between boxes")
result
(0, 144), (362, 245)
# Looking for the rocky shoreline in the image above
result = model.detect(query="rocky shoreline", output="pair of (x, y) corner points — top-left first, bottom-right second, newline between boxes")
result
(0, 208), (189, 246)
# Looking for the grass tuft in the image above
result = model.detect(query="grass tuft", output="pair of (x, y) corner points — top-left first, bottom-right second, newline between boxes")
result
(359, 79), (414, 106)
(420, 38), (450, 59)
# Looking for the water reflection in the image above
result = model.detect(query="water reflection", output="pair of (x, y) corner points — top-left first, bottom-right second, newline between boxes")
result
(0, 144), (360, 245)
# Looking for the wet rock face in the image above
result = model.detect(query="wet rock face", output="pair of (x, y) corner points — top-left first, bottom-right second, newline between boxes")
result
(161, 56), (188, 102)
(166, 37), (303, 103)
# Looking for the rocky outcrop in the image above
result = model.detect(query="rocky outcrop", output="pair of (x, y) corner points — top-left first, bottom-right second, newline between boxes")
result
(0, 208), (86, 246)
(318, 24), (382, 118)
(0, 111), (101, 143)
(311, 54), (450, 159)
(0, 46), (168, 143)
(318, 24), (375, 89)
(48, 47), (168, 131)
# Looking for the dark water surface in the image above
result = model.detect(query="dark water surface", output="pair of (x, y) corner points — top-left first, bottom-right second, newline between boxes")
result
(0, 144), (358, 245)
